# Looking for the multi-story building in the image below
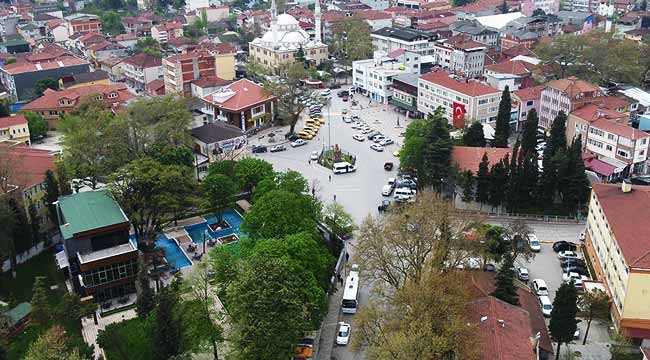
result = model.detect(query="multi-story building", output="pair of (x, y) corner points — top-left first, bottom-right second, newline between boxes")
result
(451, 21), (500, 48)
(372, 27), (436, 56)
(122, 15), (155, 36)
(0, 56), (90, 102)
(539, 76), (603, 128)
(584, 118), (649, 176)
(150, 22), (184, 44)
(390, 73), (421, 118)
(163, 50), (218, 95)
(57, 190), (139, 303)
(65, 13), (101, 35)
(584, 182), (650, 343)
(566, 104), (628, 146)
(484, 60), (536, 90)
(121, 53), (163, 94)
(418, 71), (502, 128)
(197, 78), (276, 130)
(521, 0), (560, 15)
(21, 84), (134, 129)
(0, 115), (30, 144)
(433, 34), (486, 78)
(512, 85), (544, 130)
(353, 56), (415, 104)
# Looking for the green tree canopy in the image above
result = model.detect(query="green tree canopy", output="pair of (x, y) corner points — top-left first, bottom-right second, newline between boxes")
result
(493, 86), (511, 148)
(262, 62), (309, 134)
(462, 121), (486, 147)
(201, 172), (238, 223)
(34, 78), (59, 97)
(520, 108), (539, 156)
(254, 169), (309, 200)
(490, 253), (519, 305)
(475, 153), (490, 204)
(234, 157), (274, 192)
(24, 111), (48, 140)
(153, 287), (182, 360)
(549, 282), (578, 360)
(330, 17), (374, 66)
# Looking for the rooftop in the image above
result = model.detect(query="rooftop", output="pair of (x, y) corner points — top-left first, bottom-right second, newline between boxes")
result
(513, 85), (544, 101)
(192, 75), (231, 88)
(592, 183), (650, 268)
(77, 241), (137, 264)
(0, 145), (55, 189)
(392, 72), (420, 87)
(372, 26), (431, 42)
(591, 118), (650, 139)
(58, 190), (129, 240)
(22, 84), (133, 111)
(0, 114), (27, 127)
(202, 78), (275, 112)
(570, 104), (627, 122)
(485, 60), (535, 76)
(122, 52), (162, 68)
(60, 70), (109, 87)
(452, 146), (512, 173)
(545, 76), (601, 97)
(3, 302), (31, 326)
(420, 72), (501, 97)
(1, 56), (89, 75)
(191, 121), (244, 144)
(475, 12), (525, 30)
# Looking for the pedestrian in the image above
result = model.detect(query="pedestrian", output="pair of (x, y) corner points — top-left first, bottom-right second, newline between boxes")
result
(339, 275), (344, 286)
(311, 188), (315, 196)
(308, 159), (311, 165)
(345, 252), (349, 262)
(333, 194), (337, 202)
(328, 174), (332, 182)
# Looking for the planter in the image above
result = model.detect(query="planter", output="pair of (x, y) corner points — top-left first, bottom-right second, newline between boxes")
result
(208, 220), (231, 232)
(217, 233), (239, 245)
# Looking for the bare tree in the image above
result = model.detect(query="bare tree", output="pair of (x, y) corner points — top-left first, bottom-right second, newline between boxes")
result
(501, 219), (536, 262)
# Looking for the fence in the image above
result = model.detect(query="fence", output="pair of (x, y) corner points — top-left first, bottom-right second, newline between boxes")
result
(2, 241), (46, 273)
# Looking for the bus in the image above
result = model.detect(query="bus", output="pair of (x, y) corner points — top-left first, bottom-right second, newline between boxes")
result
(341, 264), (360, 314)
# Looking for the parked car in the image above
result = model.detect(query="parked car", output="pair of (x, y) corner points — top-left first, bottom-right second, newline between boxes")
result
(517, 267), (529, 282)
(532, 279), (549, 296)
(286, 134), (300, 141)
(291, 139), (307, 147)
(252, 145), (267, 153)
(562, 264), (589, 276)
(362, 128), (374, 134)
(562, 271), (588, 286)
(352, 134), (365, 141)
(370, 144), (384, 152)
(558, 250), (579, 259)
(373, 135), (386, 143)
(483, 263), (497, 272)
(380, 138), (394, 146)
(320, 89), (332, 97)
(351, 115), (360, 121)
(378, 199), (390, 212)
(343, 116), (352, 123)
(384, 162), (394, 171)
(269, 144), (286, 152)
(528, 234), (541, 252)
(382, 184), (395, 196)
(560, 258), (586, 267)
(310, 151), (319, 160)
(337, 90), (349, 98)
(553, 241), (578, 253)
(336, 322), (351, 346)
(539, 295), (553, 317)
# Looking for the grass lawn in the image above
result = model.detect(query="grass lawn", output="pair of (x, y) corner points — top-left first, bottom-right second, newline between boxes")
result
(99, 317), (153, 360)
(0, 250), (66, 303)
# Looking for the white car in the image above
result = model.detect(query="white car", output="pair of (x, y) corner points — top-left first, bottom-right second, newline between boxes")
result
(373, 135), (386, 143)
(351, 122), (363, 129)
(579, 232), (586, 241)
(528, 234), (541, 252)
(336, 322), (351, 346)
(343, 116), (352, 123)
(352, 134), (365, 141)
(379, 138), (394, 146)
(370, 143), (384, 152)
(361, 128), (374, 134)
(562, 271), (588, 286)
(320, 89), (332, 96)
(382, 184), (394, 196)
(291, 139), (307, 147)
(532, 279), (549, 296)
(310, 151), (319, 160)
(558, 250), (579, 259)
(539, 295), (553, 317)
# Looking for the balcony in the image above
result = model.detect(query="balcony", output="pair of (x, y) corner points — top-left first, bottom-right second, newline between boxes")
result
(77, 241), (137, 265)
(390, 97), (417, 112)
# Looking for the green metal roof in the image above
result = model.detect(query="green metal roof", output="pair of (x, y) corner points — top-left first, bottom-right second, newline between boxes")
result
(58, 190), (129, 240)
(0, 39), (29, 47)
(3, 302), (31, 325)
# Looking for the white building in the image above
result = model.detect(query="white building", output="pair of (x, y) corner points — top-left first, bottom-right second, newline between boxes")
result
(433, 35), (486, 78)
(418, 71), (502, 128)
(371, 27), (436, 56)
(585, 119), (650, 175)
(353, 55), (414, 104)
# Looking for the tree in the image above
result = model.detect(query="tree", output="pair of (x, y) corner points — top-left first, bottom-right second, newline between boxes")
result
(549, 281), (578, 360)
(100, 11), (125, 35)
(254, 170), (309, 200)
(263, 62), (309, 134)
(148, 144), (194, 168)
(24, 325), (84, 360)
(520, 109), (539, 156)
(502, 219), (536, 262)
(153, 287), (182, 360)
(0, 98), (10, 117)
(27, 202), (41, 243)
(109, 157), (196, 248)
(475, 153), (490, 204)
(399, 117), (432, 178)
(234, 157), (274, 193)
(500, 0), (508, 13)
(421, 111), (452, 188)
(135, 259), (154, 318)
(34, 78), (59, 97)
(24, 111), (48, 140)
(546, 111), (567, 156)
(43, 170), (59, 226)
(457, 169), (475, 202)
(202, 173), (238, 224)
(463, 121), (485, 147)
(490, 253), (519, 305)
(493, 86), (511, 148)
(0, 201), (16, 278)
(562, 135), (590, 215)
(241, 190), (320, 239)
(532, 8), (546, 16)
(536, 34), (584, 79)
(31, 276), (50, 327)
(578, 288), (610, 345)
(330, 17), (374, 66)
(537, 111), (568, 208)
(322, 202), (356, 238)
(488, 159), (508, 208)
(295, 46), (306, 64)
(55, 163), (72, 196)
(207, 160), (237, 178)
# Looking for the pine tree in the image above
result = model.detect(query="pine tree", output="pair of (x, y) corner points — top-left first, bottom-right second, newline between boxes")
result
(55, 164), (72, 195)
(520, 151), (539, 207)
(43, 170), (60, 225)
(488, 159), (508, 208)
(462, 121), (486, 147)
(493, 86), (512, 148)
(31, 276), (50, 327)
(491, 253), (519, 305)
(562, 135), (590, 215)
(458, 169), (475, 202)
(549, 282), (578, 360)
(153, 287), (181, 360)
(422, 113), (452, 189)
(545, 111), (568, 158)
(135, 259), (154, 318)
(520, 109), (539, 156)
(475, 153), (490, 204)
(505, 142), (521, 212)
(537, 111), (568, 210)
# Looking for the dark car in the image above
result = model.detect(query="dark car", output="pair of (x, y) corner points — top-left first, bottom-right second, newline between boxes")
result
(252, 145), (267, 153)
(562, 264), (589, 276)
(337, 90), (349, 97)
(378, 199), (390, 212)
(553, 241), (578, 253)
(286, 134), (300, 141)
(342, 96), (349, 102)
(561, 259), (586, 269)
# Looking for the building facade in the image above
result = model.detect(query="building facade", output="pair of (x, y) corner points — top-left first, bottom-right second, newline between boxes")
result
(0, 115), (30, 144)
(539, 76), (603, 128)
(163, 51), (218, 95)
(433, 35), (487, 78)
(372, 27), (436, 56)
(512, 85), (544, 130)
(390, 73), (421, 117)
(584, 119), (650, 176)
(121, 53), (163, 94)
(352, 57), (413, 104)
(65, 13), (101, 35)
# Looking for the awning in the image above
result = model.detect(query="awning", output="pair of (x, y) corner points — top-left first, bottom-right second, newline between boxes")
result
(598, 156), (628, 173)
(584, 158), (617, 177)
(55, 250), (69, 269)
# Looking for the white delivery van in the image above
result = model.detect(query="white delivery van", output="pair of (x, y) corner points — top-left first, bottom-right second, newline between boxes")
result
(394, 187), (416, 202)
(333, 162), (357, 174)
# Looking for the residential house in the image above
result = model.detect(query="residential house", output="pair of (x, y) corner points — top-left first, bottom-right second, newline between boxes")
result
(114, 33), (138, 49)
(354, 10), (393, 31)
(418, 71), (502, 128)
(47, 19), (69, 43)
(191, 76), (231, 98)
(98, 56), (124, 82)
(145, 79), (165, 96)
(185, 0), (221, 11)
(122, 15), (154, 36)
(59, 70), (110, 89)
(484, 60), (536, 90)
(201, 42), (237, 80)
(451, 21), (500, 48)
(390, 72), (421, 117)
(555, 11), (595, 34)
(85, 41), (128, 65)
(194, 5), (230, 22)
(512, 85), (544, 130)
(0, 55), (90, 101)
(0, 115), (29, 144)
(583, 118), (650, 176)
(353, 55), (413, 104)
(539, 77), (604, 128)
(163, 50), (218, 95)
(17, 22), (43, 41)
(121, 52), (163, 94)
(584, 183), (650, 343)
(150, 22), (184, 44)
(566, 104), (628, 147)
(0, 13), (21, 38)
(359, 0), (389, 10)
(2, 303), (31, 339)
(520, 0), (560, 15)
(372, 27), (436, 56)
(21, 84), (134, 129)
(198, 79), (276, 130)
(433, 34), (487, 78)
(624, 28), (650, 43)
(73, 32), (105, 55)
(65, 13), (101, 35)
(56, 190), (139, 303)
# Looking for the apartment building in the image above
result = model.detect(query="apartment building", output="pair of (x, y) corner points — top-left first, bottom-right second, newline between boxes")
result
(521, 0), (560, 15)
(584, 119), (649, 176)
(390, 73), (421, 117)
(539, 76), (603, 128)
(65, 13), (101, 35)
(372, 27), (436, 56)
(512, 85), (544, 130)
(121, 52), (163, 94)
(57, 190), (139, 303)
(433, 34), (486, 78)
(150, 22), (184, 44)
(163, 51), (218, 95)
(585, 183), (650, 343)
(484, 60), (536, 90)
(566, 104), (628, 146)
(0, 115), (30, 144)
(418, 71), (502, 128)
(353, 57), (413, 104)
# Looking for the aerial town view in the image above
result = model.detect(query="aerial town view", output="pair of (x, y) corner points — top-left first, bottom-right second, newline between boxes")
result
(2, 0), (650, 358)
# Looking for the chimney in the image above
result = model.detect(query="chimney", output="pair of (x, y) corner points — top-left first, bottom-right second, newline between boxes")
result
(498, 319), (505, 327)
(622, 179), (632, 193)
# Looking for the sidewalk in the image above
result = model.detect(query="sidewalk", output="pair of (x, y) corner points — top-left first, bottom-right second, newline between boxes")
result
(316, 286), (344, 360)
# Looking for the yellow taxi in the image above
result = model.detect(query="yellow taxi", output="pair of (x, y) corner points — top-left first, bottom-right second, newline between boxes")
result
(311, 118), (326, 125)
(305, 119), (322, 128)
(297, 130), (314, 140)
(303, 125), (319, 133)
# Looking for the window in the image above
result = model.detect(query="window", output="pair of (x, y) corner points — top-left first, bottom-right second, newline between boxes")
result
(608, 134), (615, 140)
(478, 99), (488, 105)
(251, 104), (265, 117)
(107, 92), (118, 99)
(606, 145), (613, 151)
(617, 149), (630, 158)
(526, 100), (534, 106)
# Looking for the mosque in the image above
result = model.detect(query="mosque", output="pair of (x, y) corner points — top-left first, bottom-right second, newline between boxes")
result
(248, 0), (329, 69)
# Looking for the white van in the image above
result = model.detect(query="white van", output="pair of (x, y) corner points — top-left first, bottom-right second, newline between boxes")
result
(394, 187), (416, 202)
(333, 162), (356, 174)
(539, 295), (553, 317)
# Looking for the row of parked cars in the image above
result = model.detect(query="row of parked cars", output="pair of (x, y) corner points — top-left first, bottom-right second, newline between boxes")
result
(345, 115), (395, 152)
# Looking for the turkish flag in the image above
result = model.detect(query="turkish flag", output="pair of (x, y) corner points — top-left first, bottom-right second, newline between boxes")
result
(452, 101), (466, 129)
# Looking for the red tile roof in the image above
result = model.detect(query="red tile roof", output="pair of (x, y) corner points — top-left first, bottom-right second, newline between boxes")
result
(416, 21), (449, 30)
(0, 145), (55, 189)
(121, 52), (162, 68)
(592, 183), (650, 268)
(354, 9), (392, 20)
(546, 77), (601, 97)
(570, 104), (627, 122)
(420, 72), (501, 97)
(115, 33), (138, 41)
(584, 156), (617, 177)
(22, 84), (133, 111)
(322, 11), (346, 22)
(468, 297), (536, 360)
(600, 96), (629, 111)
(591, 118), (649, 139)
(513, 85), (544, 101)
(485, 60), (535, 76)
(192, 76), (231, 88)
(202, 78), (275, 112)
(0, 115), (27, 127)
(452, 146), (512, 173)
(1, 56), (89, 75)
